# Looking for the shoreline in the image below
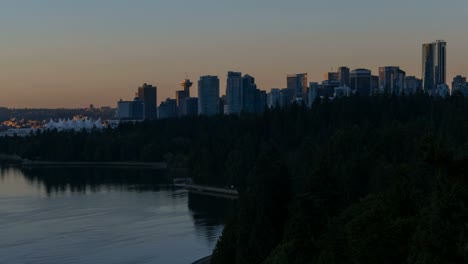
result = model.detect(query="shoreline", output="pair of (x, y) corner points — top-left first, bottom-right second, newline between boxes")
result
(21, 160), (167, 169)
(192, 256), (211, 264)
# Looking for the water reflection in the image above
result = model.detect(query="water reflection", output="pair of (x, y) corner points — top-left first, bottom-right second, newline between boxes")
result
(188, 192), (237, 244)
(21, 166), (173, 195)
(0, 166), (235, 264)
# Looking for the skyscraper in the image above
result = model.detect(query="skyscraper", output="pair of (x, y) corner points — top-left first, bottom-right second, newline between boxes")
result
(405, 76), (423, 94)
(371, 75), (379, 95)
(255, 90), (267, 113)
(267, 88), (282, 108)
(116, 97), (145, 121)
(338, 67), (350, 87)
(226, 71), (243, 115)
(379, 66), (406, 95)
(137, 83), (157, 120)
(452, 75), (467, 95)
(198, 76), (220, 116)
(309, 82), (319, 106)
(422, 40), (447, 93)
(350, 69), (372, 96)
(287, 73), (308, 103)
(158, 98), (178, 119)
(176, 90), (187, 117)
(242, 74), (258, 113)
(324, 72), (339, 82)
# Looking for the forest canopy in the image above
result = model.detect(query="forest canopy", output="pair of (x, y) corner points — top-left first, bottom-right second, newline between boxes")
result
(1, 93), (467, 263)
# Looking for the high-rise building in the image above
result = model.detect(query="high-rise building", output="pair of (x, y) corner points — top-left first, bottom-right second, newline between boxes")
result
(350, 69), (372, 96)
(226, 72), (243, 115)
(117, 97), (145, 121)
(137, 83), (157, 120)
(435, 84), (450, 97)
(198, 76), (220, 116)
(281, 88), (296, 106)
(334, 86), (352, 98)
(405, 76), (423, 94)
(320, 79), (341, 98)
(371, 75), (379, 95)
(422, 40), (447, 93)
(452, 75), (467, 94)
(287, 73), (308, 102)
(176, 90), (187, 107)
(324, 72), (339, 82)
(176, 90), (187, 117)
(220, 95), (227, 115)
(158, 98), (178, 119)
(267, 88), (282, 108)
(379, 66), (406, 95)
(242, 74), (258, 113)
(255, 90), (267, 113)
(338, 67), (351, 87)
(309, 82), (320, 106)
(184, 98), (199, 116)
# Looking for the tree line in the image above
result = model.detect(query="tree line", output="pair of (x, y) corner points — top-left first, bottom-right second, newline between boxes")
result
(1, 93), (468, 263)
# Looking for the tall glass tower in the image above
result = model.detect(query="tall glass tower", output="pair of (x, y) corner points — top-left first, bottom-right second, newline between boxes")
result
(422, 40), (447, 92)
(379, 66), (406, 95)
(226, 71), (243, 115)
(198, 76), (220, 116)
(137, 83), (157, 120)
(287, 73), (308, 103)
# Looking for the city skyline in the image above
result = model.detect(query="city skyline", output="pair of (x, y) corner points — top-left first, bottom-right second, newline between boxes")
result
(1, 0), (467, 108)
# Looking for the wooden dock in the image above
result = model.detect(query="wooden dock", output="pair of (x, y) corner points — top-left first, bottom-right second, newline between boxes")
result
(184, 184), (238, 197)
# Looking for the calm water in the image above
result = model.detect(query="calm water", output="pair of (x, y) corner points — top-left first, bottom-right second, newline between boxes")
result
(0, 166), (234, 264)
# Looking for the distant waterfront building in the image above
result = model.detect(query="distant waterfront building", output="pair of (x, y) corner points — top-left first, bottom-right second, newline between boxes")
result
(180, 78), (193, 98)
(379, 66), (406, 95)
(405, 76), (423, 94)
(220, 95), (227, 115)
(267, 88), (282, 108)
(281, 88), (296, 106)
(137, 83), (157, 120)
(350, 69), (372, 96)
(176, 90), (187, 117)
(309, 82), (320, 106)
(371, 75), (379, 95)
(44, 118), (103, 131)
(452, 75), (467, 95)
(158, 98), (178, 119)
(422, 40), (447, 93)
(183, 97), (199, 116)
(434, 84), (450, 97)
(242, 74), (258, 113)
(338, 67), (351, 87)
(334, 86), (352, 98)
(117, 97), (145, 120)
(256, 90), (267, 113)
(287, 73), (308, 103)
(176, 90), (187, 107)
(324, 72), (339, 82)
(226, 72), (243, 115)
(320, 80), (341, 98)
(177, 78), (195, 117)
(198, 76), (220, 116)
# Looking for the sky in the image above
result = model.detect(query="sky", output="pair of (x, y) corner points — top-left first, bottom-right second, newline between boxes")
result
(0, 0), (467, 108)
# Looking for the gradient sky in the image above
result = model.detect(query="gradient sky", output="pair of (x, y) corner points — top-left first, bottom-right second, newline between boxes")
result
(1, 0), (467, 108)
